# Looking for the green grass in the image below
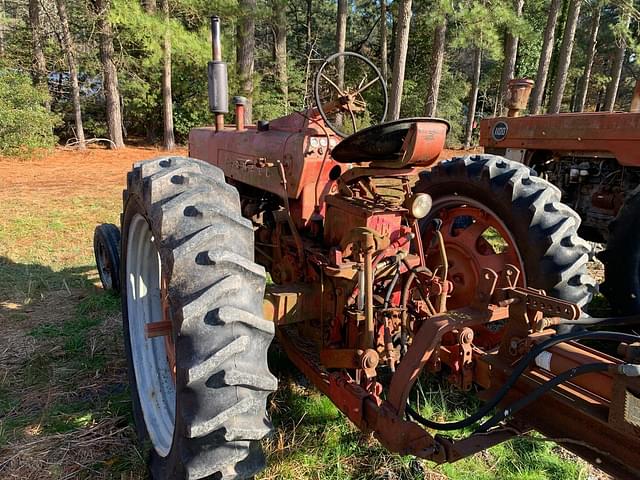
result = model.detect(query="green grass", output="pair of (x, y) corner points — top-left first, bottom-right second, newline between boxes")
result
(258, 352), (592, 480)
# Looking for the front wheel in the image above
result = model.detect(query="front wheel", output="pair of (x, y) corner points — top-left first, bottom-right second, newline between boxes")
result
(121, 156), (277, 480)
(414, 155), (595, 311)
(94, 223), (121, 294)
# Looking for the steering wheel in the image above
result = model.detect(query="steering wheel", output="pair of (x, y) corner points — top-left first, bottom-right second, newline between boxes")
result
(314, 51), (388, 138)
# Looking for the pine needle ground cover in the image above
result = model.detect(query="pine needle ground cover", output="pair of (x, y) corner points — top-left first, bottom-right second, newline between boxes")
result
(0, 147), (605, 479)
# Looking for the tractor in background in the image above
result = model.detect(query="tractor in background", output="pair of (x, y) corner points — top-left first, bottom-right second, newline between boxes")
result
(94, 17), (640, 480)
(481, 79), (640, 315)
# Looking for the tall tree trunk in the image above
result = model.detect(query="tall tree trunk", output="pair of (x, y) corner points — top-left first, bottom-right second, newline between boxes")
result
(335, 0), (347, 126)
(0, 0), (6, 57)
(575, 4), (600, 112)
(160, 0), (174, 149)
(529, 0), (562, 114)
(306, 0), (312, 55)
(380, 0), (388, 82)
(143, 0), (156, 12)
(547, 0), (582, 114)
(464, 46), (482, 149)
(388, 0), (412, 120)
(424, 18), (446, 117)
(28, 0), (48, 91)
(236, 1), (255, 124)
(143, 0), (156, 142)
(498, 0), (525, 115)
(56, 0), (85, 149)
(336, 0), (347, 88)
(603, 11), (630, 112)
(272, 0), (288, 113)
(93, 0), (124, 148)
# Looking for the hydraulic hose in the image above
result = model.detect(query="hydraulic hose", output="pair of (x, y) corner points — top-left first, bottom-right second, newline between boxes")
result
(405, 330), (640, 431)
(474, 362), (611, 432)
(555, 313), (640, 327)
(383, 263), (401, 309)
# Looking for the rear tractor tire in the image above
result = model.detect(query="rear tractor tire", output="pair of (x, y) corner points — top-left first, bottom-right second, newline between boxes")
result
(600, 186), (640, 315)
(121, 156), (277, 480)
(415, 155), (595, 312)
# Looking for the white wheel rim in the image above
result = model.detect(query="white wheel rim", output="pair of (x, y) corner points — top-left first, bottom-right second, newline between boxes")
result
(126, 213), (176, 457)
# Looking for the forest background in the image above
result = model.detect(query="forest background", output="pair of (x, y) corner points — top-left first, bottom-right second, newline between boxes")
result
(0, 0), (639, 155)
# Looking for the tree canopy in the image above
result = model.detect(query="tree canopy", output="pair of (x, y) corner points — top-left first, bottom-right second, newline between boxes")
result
(0, 0), (638, 154)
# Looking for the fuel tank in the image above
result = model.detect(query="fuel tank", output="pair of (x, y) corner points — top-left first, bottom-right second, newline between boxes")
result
(189, 109), (344, 201)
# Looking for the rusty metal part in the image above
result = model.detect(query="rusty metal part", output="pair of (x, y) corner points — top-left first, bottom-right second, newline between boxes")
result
(276, 326), (443, 461)
(481, 112), (640, 167)
(190, 109), (342, 229)
(435, 229), (448, 313)
(263, 284), (311, 325)
(320, 349), (360, 369)
(363, 232), (375, 350)
(160, 276), (176, 381)
(505, 78), (534, 117)
(389, 273), (505, 413)
(338, 167), (424, 194)
(479, 352), (640, 479)
(534, 339), (617, 401)
(412, 219), (426, 268)
(359, 348), (380, 378)
(274, 160), (305, 265)
(440, 328), (475, 390)
(324, 195), (403, 253)
(273, 266), (640, 478)
(331, 118), (449, 165)
(233, 97), (246, 131)
(425, 204), (525, 311)
(144, 321), (172, 339)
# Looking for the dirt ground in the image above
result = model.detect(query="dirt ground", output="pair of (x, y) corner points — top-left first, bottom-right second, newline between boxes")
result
(0, 146), (474, 194)
(0, 145), (187, 199)
(0, 145), (608, 480)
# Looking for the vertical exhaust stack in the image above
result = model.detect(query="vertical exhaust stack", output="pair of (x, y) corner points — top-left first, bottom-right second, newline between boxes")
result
(208, 16), (228, 132)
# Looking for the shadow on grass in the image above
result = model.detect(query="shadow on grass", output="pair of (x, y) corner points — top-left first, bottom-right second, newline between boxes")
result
(0, 256), (142, 478)
(0, 255), (98, 305)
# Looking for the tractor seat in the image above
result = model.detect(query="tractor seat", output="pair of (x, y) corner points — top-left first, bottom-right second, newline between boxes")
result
(331, 117), (450, 168)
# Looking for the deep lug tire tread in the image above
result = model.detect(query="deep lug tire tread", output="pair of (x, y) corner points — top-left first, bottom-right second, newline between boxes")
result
(416, 154), (595, 307)
(600, 186), (640, 314)
(121, 156), (276, 480)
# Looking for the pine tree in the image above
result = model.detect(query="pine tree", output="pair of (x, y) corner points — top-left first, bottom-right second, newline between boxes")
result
(575, 3), (601, 112)
(237, 1), (256, 124)
(529, 0), (563, 114)
(388, 0), (412, 120)
(92, 0), (125, 148)
(56, 0), (85, 148)
(548, 0), (583, 114)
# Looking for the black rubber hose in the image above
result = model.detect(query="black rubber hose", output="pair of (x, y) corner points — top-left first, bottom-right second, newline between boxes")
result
(383, 264), (401, 309)
(475, 362), (610, 432)
(405, 330), (640, 431)
(556, 313), (640, 326)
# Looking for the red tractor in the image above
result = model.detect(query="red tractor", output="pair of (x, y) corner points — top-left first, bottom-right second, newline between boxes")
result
(481, 80), (640, 315)
(94, 18), (640, 480)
